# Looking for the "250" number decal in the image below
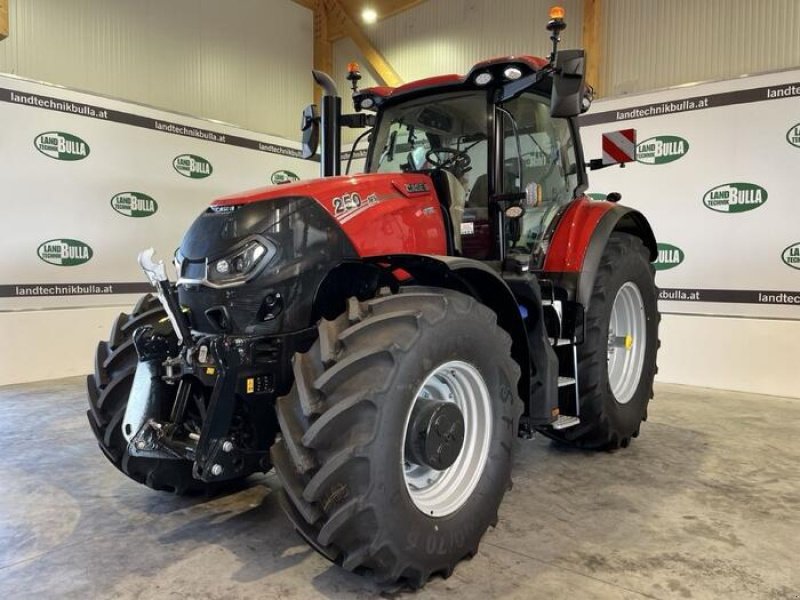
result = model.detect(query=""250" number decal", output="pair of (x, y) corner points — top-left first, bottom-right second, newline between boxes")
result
(333, 192), (362, 215)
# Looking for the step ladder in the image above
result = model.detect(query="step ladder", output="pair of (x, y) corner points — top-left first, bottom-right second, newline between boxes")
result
(542, 296), (581, 431)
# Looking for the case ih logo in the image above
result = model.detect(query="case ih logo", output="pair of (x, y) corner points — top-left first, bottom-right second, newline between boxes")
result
(110, 192), (158, 218)
(173, 154), (212, 179)
(636, 135), (688, 165)
(271, 170), (300, 185)
(654, 243), (684, 271)
(703, 183), (768, 213)
(783, 243), (800, 270)
(787, 123), (800, 148)
(37, 239), (93, 266)
(34, 132), (90, 161)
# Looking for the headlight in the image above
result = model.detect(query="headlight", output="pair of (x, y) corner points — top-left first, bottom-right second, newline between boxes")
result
(207, 239), (272, 284)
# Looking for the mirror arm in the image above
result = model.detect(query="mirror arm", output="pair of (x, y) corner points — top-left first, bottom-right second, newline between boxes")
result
(341, 113), (376, 128)
(588, 158), (628, 171)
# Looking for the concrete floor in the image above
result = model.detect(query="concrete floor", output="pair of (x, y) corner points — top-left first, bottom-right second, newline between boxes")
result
(0, 379), (798, 600)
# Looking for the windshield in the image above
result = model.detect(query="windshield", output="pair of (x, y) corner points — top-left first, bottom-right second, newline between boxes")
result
(367, 91), (489, 195)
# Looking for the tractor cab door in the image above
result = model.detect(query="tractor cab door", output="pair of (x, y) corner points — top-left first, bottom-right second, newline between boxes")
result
(497, 93), (580, 263)
(368, 91), (492, 258)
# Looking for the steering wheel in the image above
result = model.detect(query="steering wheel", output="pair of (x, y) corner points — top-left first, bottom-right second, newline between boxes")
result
(426, 148), (472, 178)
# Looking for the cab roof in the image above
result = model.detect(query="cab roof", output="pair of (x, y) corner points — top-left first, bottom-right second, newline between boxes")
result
(355, 55), (549, 110)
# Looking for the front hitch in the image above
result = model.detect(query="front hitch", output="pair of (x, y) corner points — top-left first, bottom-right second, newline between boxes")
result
(138, 248), (192, 343)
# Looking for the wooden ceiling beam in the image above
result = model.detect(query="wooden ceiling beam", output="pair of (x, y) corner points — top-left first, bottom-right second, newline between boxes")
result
(582, 0), (603, 97)
(0, 0), (9, 41)
(313, 0), (333, 106)
(323, 0), (403, 87)
(294, 0), (408, 97)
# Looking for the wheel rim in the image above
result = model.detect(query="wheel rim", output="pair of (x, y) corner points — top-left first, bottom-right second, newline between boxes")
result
(607, 281), (647, 405)
(402, 361), (492, 517)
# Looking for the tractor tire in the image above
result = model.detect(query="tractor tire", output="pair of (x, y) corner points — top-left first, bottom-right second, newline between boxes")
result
(271, 287), (522, 587)
(86, 294), (212, 494)
(545, 232), (660, 450)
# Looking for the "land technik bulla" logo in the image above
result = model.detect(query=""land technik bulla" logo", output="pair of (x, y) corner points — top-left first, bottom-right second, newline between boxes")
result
(110, 192), (158, 218)
(173, 154), (213, 179)
(34, 132), (90, 161)
(703, 183), (768, 213)
(636, 135), (689, 165)
(271, 170), (300, 185)
(787, 123), (800, 148)
(37, 239), (93, 266)
(654, 243), (685, 271)
(782, 242), (800, 270)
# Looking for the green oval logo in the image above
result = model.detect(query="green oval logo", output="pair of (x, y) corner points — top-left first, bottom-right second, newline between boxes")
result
(787, 123), (800, 148)
(34, 132), (90, 161)
(173, 154), (213, 179)
(703, 183), (768, 213)
(110, 192), (158, 218)
(37, 239), (93, 266)
(782, 242), (800, 270)
(587, 193), (607, 201)
(271, 170), (300, 185)
(636, 135), (689, 165)
(654, 243), (685, 271)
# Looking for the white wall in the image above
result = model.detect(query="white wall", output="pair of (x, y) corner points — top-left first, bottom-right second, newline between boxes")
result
(0, 307), (124, 385)
(0, 0), (313, 139)
(658, 315), (799, 399)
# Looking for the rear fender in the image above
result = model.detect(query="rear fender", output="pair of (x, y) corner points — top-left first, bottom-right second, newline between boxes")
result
(543, 198), (657, 307)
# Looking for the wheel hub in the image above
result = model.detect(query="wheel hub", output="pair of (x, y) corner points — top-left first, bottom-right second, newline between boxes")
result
(405, 398), (465, 471)
(607, 281), (647, 404)
(402, 360), (492, 517)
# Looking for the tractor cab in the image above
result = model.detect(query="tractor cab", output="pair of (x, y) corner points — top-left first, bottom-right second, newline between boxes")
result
(358, 56), (586, 269)
(302, 6), (595, 274)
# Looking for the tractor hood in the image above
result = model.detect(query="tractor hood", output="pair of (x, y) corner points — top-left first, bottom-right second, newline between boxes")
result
(207, 172), (449, 258)
(175, 172), (448, 335)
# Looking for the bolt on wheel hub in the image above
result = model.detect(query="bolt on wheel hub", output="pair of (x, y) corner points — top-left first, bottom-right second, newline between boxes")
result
(402, 360), (492, 517)
(405, 398), (465, 471)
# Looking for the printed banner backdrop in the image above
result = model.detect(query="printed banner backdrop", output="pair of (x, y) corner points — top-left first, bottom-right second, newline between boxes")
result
(0, 74), (371, 311)
(581, 69), (800, 320)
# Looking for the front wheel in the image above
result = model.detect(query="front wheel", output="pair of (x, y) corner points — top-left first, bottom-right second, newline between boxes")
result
(271, 288), (522, 587)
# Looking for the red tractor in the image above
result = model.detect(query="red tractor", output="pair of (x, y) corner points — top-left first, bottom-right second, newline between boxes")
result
(87, 8), (658, 588)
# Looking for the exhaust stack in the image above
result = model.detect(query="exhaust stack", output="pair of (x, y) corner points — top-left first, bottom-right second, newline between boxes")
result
(312, 70), (342, 177)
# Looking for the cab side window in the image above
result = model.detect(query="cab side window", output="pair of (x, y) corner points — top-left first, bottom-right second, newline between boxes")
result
(502, 93), (578, 203)
(501, 94), (579, 252)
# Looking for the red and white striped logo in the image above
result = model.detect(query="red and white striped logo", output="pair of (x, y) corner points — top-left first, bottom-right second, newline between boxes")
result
(602, 129), (637, 165)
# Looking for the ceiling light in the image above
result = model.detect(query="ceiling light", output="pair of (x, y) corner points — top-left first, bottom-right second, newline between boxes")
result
(362, 8), (378, 24)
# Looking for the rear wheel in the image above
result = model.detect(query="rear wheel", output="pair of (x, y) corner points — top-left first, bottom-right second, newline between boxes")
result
(271, 288), (522, 587)
(545, 233), (660, 449)
(86, 294), (213, 494)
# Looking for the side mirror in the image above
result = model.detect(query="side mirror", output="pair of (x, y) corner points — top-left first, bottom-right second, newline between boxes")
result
(301, 104), (320, 159)
(550, 49), (588, 118)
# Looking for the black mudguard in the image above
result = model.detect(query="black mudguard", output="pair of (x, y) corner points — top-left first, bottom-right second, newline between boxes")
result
(356, 254), (558, 427)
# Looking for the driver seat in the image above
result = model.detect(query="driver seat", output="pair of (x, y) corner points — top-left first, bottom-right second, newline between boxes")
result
(426, 169), (467, 253)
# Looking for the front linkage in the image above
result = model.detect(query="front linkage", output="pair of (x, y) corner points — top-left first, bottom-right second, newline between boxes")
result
(123, 249), (306, 483)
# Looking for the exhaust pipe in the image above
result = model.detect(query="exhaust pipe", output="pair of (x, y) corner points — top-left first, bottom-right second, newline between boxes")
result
(312, 70), (342, 177)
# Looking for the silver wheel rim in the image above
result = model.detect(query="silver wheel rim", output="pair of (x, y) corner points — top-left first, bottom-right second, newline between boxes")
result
(402, 361), (492, 517)
(607, 281), (647, 405)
